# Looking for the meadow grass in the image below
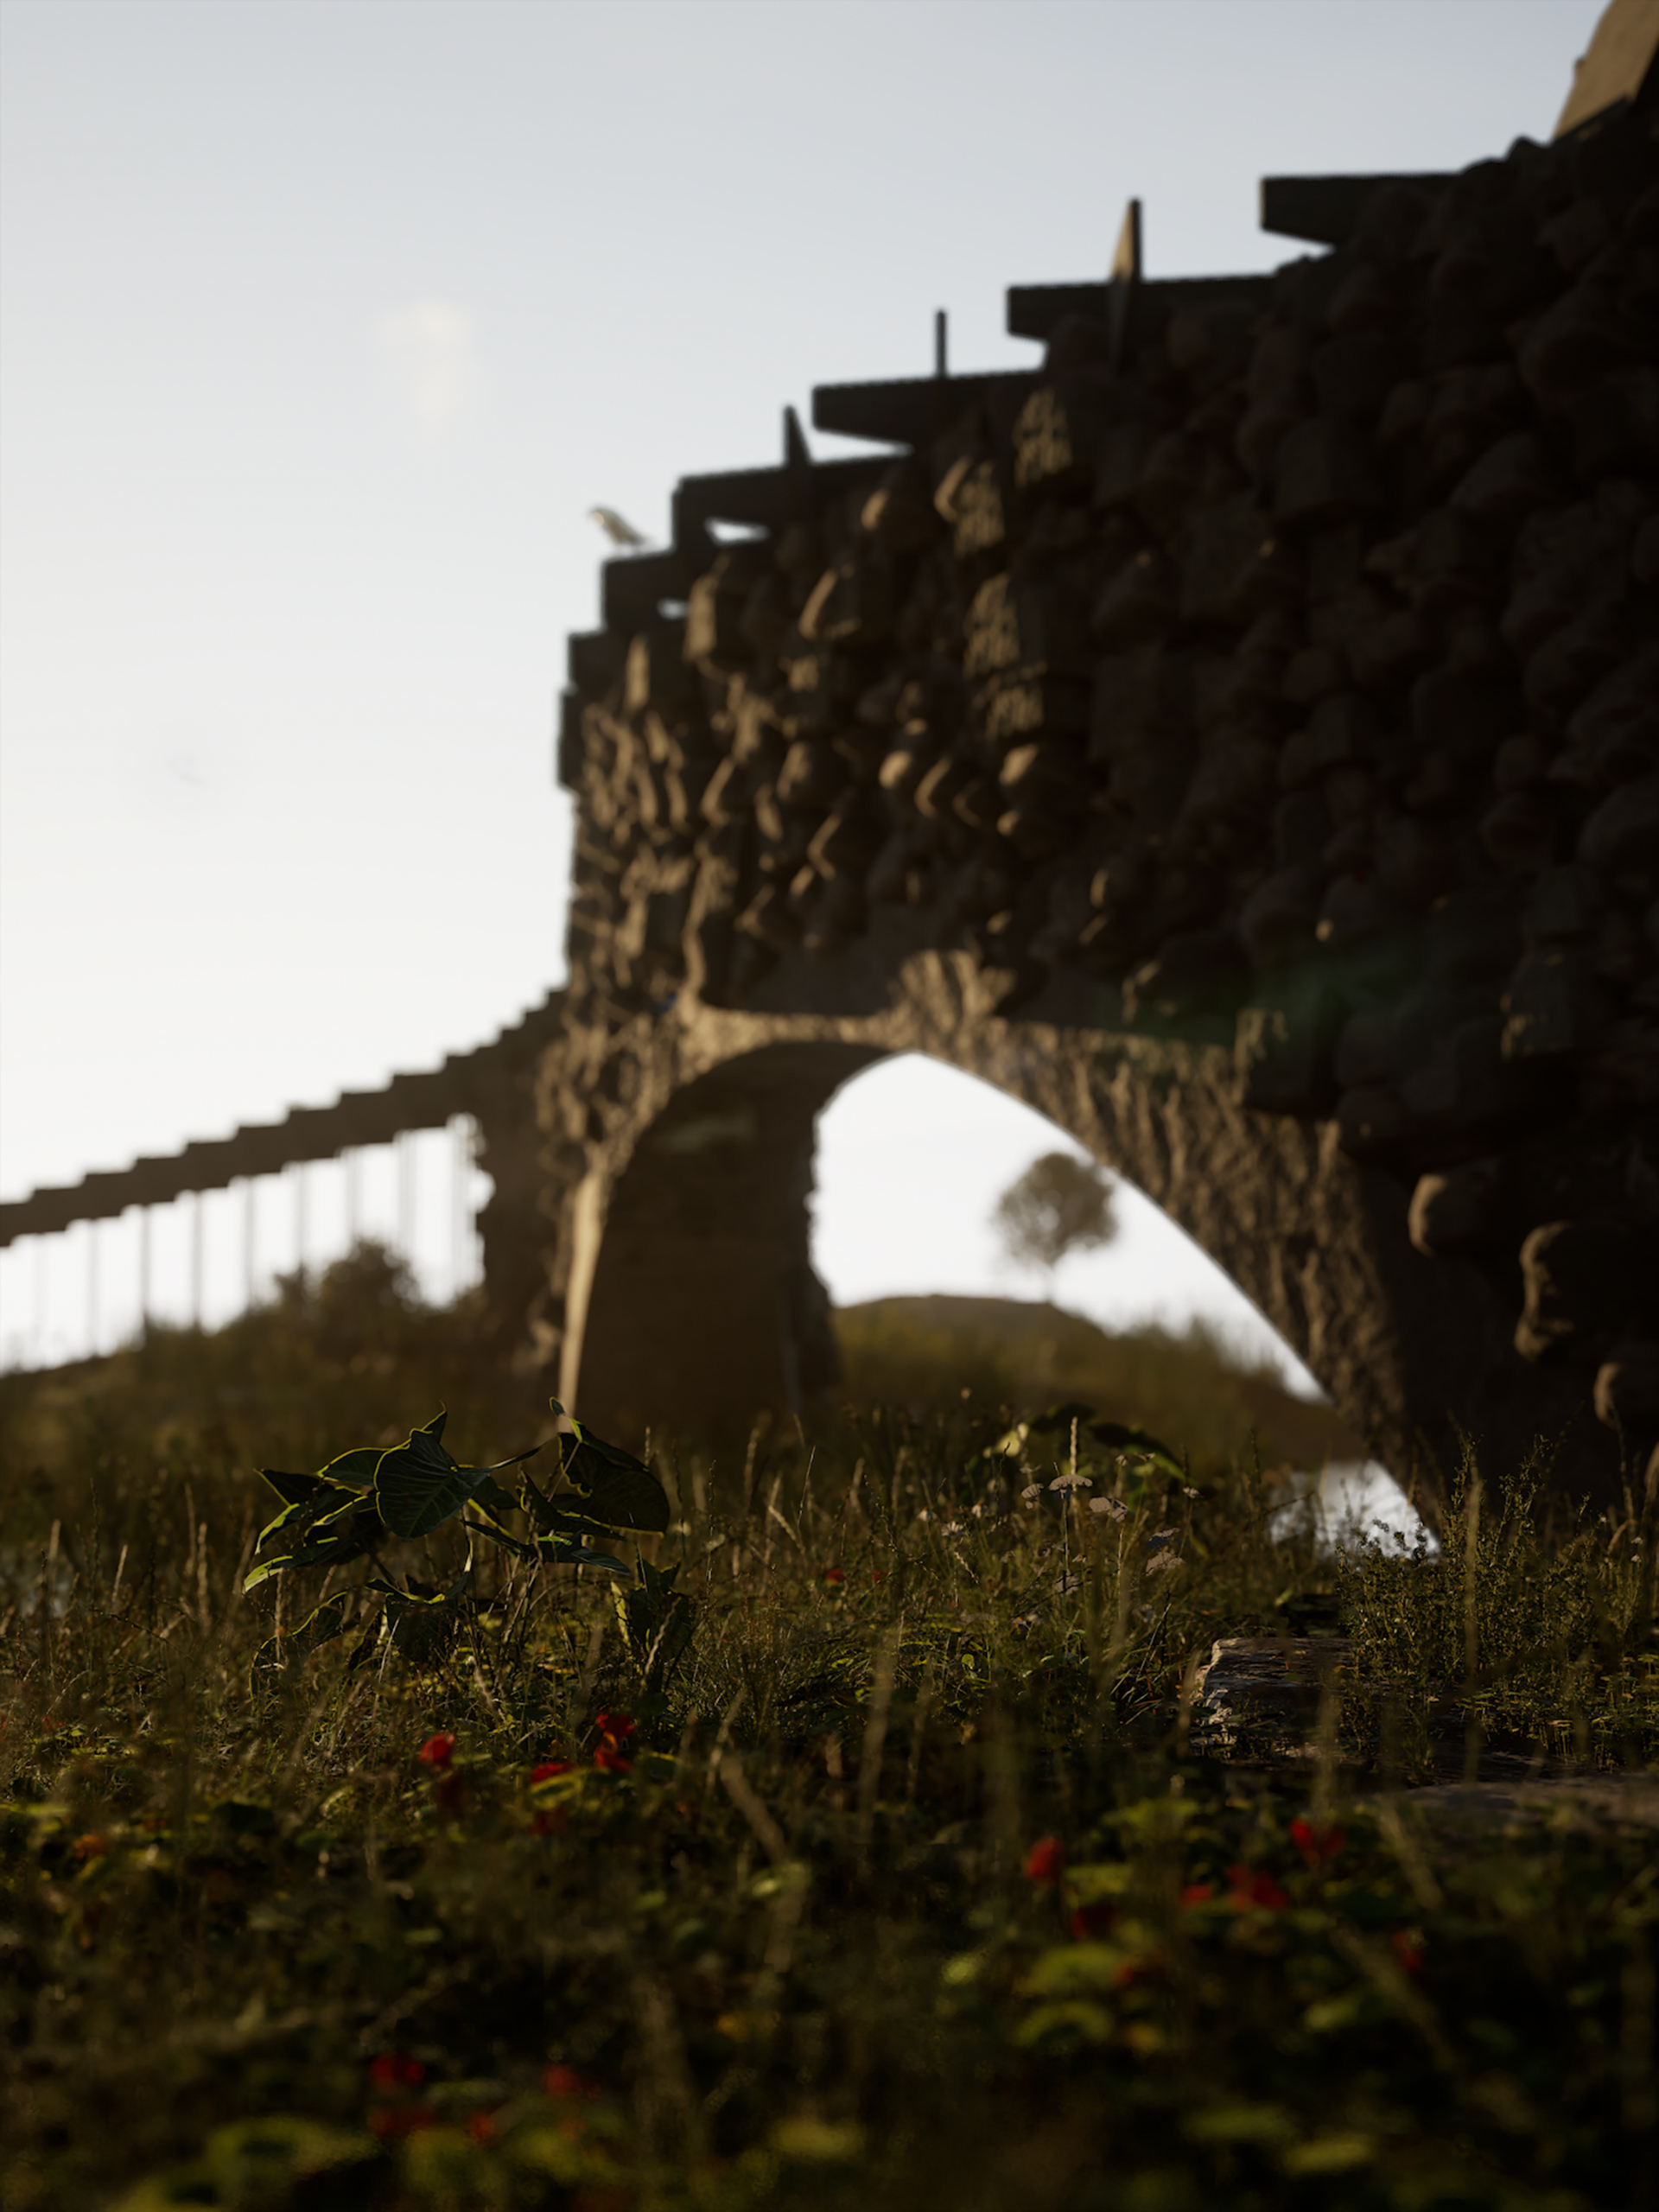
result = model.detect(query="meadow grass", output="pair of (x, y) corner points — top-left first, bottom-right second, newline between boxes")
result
(0, 1250), (1655, 2212)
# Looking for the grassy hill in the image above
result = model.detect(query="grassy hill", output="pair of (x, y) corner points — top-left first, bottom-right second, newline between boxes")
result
(833, 1294), (1362, 1482)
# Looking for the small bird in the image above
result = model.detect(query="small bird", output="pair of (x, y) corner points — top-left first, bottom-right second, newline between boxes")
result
(588, 506), (648, 550)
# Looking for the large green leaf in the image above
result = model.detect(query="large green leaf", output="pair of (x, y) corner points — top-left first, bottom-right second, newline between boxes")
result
(253, 1448), (385, 1552)
(372, 1411), (542, 1541)
(245, 1492), (382, 1591)
(548, 1399), (670, 1533)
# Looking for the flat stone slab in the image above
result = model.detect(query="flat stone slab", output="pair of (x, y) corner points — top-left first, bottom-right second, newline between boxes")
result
(1193, 1636), (1659, 1823)
(1193, 1636), (1351, 1745)
(1387, 1776), (1659, 1831)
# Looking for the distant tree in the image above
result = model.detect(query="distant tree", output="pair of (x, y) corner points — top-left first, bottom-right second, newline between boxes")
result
(992, 1151), (1119, 1281)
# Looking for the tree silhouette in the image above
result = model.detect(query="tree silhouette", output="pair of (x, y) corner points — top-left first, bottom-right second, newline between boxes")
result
(992, 1151), (1119, 1281)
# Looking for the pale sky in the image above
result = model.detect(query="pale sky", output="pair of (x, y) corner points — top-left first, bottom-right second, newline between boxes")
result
(0, 0), (1604, 1377)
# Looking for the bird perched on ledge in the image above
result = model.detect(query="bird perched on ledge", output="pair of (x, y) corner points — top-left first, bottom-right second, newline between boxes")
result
(588, 506), (647, 549)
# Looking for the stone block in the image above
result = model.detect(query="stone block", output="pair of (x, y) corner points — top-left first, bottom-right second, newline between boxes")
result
(1239, 866), (1320, 968)
(1088, 645), (1192, 758)
(1278, 692), (1384, 787)
(1090, 550), (1179, 648)
(1234, 988), (1342, 1113)
(1093, 423), (1161, 512)
(1579, 771), (1659, 876)
(1135, 431), (1211, 539)
(806, 797), (885, 881)
(1336, 1084), (1406, 1154)
(1274, 418), (1385, 524)
(1335, 1006), (1396, 1091)
(1516, 1218), (1651, 1364)
(1177, 496), (1274, 624)
(999, 739), (1090, 815)
(1523, 863), (1605, 944)
(1273, 789), (1332, 871)
(982, 673), (1090, 747)
(1448, 432), (1564, 531)
(1567, 648), (1659, 785)
(1594, 1344), (1659, 1431)
(1525, 602), (1630, 718)
(799, 556), (898, 648)
(776, 739), (849, 815)
(1502, 946), (1611, 1058)
(1479, 790), (1557, 874)
(1013, 374), (1112, 493)
(964, 573), (1089, 682)
(937, 458), (1007, 559)
(1411, 662), (1516, 768)
(1425, 890), (1521, 984)
(1312, 333), (1411, 423)
(624, 624), (697, 716)
(1104, 735), (1193, 834)
(1408, 1158), (1505, 1255)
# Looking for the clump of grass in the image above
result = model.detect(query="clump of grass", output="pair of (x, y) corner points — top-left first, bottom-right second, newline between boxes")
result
(1336, 1446), (1659, 1777)
(1, 1287), (1656, 2212)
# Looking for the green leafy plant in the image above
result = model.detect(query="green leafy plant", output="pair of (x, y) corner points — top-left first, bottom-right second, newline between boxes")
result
(245, 1399), (671, 1676)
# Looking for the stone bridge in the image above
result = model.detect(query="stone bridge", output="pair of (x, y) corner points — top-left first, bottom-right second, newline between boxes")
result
(4, 8), (1656, 1504)
(532, 38), (1659, 1500)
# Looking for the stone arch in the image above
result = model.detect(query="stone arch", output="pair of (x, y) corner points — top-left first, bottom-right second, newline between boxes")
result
(541, 942), (1588, 1497)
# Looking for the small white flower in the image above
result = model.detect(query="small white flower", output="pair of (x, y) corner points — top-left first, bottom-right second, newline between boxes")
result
(1049, 1471), (1092, 1492)
(1020, 1484), (1044, 1507)
(1089, 1496), (1128, 1522)
(1145, 1549), (1183, 1575)
(942, 1521), (968, 1541)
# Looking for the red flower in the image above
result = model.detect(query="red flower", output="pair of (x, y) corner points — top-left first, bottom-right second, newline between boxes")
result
(73, 1833), (110, 1863)
(1289, 1816), (1346, 1868)
(369, 2052), (426, 2093)
(1023, 1836), (1065, 1885)
(1179, 1882), (1216, 1908)
(1390, 1928), (1425, 1976)
(594, 1711), (636, 1745)
(1070, 1901), (1116, 1941)
(531, 1760), (574, 1784)
(544, 2064), (601, 2102)
(592, 1745), (632, 1774)
(1226, 1866), (1291, 1912)
(417, 1733), (456, 1770)
(822, 1567), (846, 1585)
(466, 2108), (498, 2145)
(871, 1570), (886, 1586)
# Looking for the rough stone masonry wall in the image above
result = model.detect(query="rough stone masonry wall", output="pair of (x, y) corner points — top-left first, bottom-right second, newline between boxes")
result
(539, 95), (1659, 1500)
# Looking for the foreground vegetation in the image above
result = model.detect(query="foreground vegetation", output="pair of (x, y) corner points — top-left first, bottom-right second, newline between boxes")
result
(1, 1251), (1656, 2211)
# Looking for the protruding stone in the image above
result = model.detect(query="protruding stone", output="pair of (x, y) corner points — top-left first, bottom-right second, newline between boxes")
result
(1408, 1159), (1505, 1255)
(1594, 1344), (1659, 1430)
(1516, 1219), (1651, 1364)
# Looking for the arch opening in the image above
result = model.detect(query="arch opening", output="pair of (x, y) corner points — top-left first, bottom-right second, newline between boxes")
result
(564, 1039), (1430, 1546)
